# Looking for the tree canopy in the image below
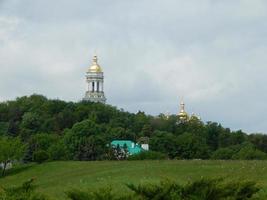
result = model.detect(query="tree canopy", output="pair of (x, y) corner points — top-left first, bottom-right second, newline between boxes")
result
(0, 137), (26, 176)
(0, 94), (266, 162)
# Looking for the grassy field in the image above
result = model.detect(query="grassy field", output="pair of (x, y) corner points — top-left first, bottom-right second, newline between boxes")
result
(0, 160), (267, 199)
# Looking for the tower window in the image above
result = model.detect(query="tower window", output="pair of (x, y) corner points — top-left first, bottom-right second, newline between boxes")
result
(92, 82), (95, 92)
(97, 82), (99, 92)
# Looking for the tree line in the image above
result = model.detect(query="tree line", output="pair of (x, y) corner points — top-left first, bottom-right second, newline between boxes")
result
(0, 94), (267, 164)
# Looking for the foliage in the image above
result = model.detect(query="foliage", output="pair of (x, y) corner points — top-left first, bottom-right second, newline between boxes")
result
(26, 133), (59, 161)
(176, 132), (210, 159)
(0, 122), (9, 136)
(0, 94), (266, 161)
(128, 151), (166, 160)
(33, 150), (49, 163)
(249, 134), (267, 153)
(0, 137), (26, 176)
(0, 178), (48, 200)
(66, 178), (262, 200)
(127, 178), (261, 200)
(48, 141), (68, 160)
(211, 147), (236, 160)
(149, 131), (178, 158)
(232, 144), (267, 160)
(67, 187), (133, 200)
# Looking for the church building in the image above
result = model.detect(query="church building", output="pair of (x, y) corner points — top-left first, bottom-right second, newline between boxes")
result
(83, 55), (106, 103)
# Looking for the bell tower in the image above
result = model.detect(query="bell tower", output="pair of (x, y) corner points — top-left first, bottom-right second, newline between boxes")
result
(83, 55), (106, 103)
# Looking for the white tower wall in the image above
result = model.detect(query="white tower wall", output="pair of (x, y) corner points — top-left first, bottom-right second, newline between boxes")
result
(83, 55), (106, 103)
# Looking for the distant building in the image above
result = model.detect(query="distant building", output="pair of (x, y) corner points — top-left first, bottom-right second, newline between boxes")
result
(177, 100), (200, 123)
(83, 55), (106, 103)
(178, 101), (189, 122)
(137, 137), (149, 151)
(111, 140), (148, 156)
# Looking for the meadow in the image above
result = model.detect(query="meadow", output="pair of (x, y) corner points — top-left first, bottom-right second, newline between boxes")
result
(0, 160), (267, 199)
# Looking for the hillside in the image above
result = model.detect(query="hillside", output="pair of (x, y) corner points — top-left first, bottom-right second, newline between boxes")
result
(0, 160), (267, 199)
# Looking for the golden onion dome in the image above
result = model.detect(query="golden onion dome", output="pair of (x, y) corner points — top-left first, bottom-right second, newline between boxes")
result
(178, 101), (189, 120)
(88, 55), (102, 73)
(178, 111), (188, 117)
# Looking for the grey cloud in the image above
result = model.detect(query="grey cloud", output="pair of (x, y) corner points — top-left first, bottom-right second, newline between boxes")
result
(1, 0), (267, 133)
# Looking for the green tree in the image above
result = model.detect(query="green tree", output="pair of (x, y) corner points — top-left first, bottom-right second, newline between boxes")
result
(48, 141), (68, 160)
(249, 133), (267, 153)
(211, 147), (235, 160)
(0, 122), (9, 136)
(0, 137), (26, 176)
(141, 124), (153, 137)
(20, 112), (42, 139)
(232, 143), (267, 160)
(176, 132), (210, 159)
(26, 133), (58, 161)
(33, 150), (50, 163)
(205, 122), (222, 151)
(150, 131), (178, 158)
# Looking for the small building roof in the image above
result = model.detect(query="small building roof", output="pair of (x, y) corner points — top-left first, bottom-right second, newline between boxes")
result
(111, 140), (133, 147)
(111, 140), (143, 155)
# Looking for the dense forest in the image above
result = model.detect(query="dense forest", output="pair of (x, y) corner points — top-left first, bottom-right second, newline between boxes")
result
(0, 94), (267, 162)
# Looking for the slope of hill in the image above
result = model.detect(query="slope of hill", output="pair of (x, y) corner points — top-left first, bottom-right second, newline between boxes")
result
(0, 160), (267, 199)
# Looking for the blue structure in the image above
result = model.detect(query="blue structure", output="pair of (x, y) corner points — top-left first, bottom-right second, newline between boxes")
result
(111, 140), (143, 155)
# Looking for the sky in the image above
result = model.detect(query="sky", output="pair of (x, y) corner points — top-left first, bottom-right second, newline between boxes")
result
(0, 0), (267, 133)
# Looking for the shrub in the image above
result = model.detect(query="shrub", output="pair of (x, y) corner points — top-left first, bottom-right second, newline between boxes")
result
(67, 187), (133, 200)
(128, 178), (261, 200)
(33, 150), (49, 163)
(66, 189), (92, 200)
(48, 142), (68, 160)
(67, 178), (262, 200)
(127, 151), (167, 160)
(0, 178), (48, 200)
(211, 147), (235, 160)
(232, 145), (267, 160)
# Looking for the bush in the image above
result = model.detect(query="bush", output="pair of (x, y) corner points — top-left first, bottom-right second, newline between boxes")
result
(211, 147), (235, 160)
(48, 142), (68, 160)
(33, 150), (49, 163)
(67, 178), (262, 200)
(0, 178), (48, 200)
(232, 145), (267, 160)
(128, 178), (261, 200)
(67, 187), (133, 200)
(127, 151), (167, 160)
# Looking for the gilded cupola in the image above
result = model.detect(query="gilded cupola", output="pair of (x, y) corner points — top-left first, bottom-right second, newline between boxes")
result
(88, 55), (102, 73)
(178, 101), (189, 121)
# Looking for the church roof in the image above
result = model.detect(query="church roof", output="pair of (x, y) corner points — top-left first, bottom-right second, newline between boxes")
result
(88, 55), (102, 73)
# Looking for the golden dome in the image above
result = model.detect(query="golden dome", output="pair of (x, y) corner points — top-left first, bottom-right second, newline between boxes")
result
(178, 101), (189, 120)
(88, 55), (102, 73)
(178, 111), (188, 117)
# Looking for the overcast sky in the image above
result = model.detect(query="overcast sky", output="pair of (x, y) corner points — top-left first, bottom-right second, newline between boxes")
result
(1, 0), (267, 133)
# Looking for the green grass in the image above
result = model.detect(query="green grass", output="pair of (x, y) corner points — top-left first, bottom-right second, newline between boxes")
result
(0, 160), (267, 199)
